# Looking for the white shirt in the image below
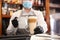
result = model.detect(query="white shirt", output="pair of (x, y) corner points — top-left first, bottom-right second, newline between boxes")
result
(6, 8), (48, 34)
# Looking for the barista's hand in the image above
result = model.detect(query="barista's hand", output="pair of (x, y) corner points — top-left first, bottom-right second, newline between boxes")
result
(12, 17), (18, 28)
(34, 26), (44, 34)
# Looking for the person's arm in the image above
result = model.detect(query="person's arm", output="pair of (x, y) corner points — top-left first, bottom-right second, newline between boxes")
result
(36, 11), (48, 33)
(6, 11), (19, 35)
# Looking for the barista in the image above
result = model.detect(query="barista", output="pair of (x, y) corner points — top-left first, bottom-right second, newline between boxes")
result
(6, 0), (48, 35)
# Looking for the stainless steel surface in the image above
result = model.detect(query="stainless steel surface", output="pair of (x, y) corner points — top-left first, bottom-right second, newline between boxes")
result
(0, 34), (60, 40)
(30, 34), (60, 40)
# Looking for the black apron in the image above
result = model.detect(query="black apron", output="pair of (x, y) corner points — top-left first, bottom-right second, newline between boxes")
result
(16, 11), (36, 35)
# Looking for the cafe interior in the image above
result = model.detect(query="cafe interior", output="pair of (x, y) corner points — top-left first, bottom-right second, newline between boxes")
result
(0, 0), (60, 40)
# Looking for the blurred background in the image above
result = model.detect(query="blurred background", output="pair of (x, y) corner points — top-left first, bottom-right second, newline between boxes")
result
(0, 0), (60, 39)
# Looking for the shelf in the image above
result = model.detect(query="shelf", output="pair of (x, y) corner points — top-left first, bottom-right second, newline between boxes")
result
(2, 15), (46, 18)
(33, 4), (43, 7)
(2, 15), (46, 19)
(4, 2), (44, 7)
(50, 3), (60, 8)
(7, 2), (22, 5)
(7, 2), (60, 8)
(2, 15), (11, 18)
